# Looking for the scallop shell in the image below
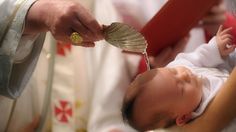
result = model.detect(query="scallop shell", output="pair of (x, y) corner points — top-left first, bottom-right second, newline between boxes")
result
(103, 22), (147, 53)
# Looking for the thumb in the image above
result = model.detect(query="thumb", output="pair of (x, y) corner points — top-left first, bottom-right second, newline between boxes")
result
(226, 45), (236, 53)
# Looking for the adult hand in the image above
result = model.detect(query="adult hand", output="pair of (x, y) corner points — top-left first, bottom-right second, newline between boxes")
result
(216, 25), (235, 57)
(25, 0), (103, 47)
(199, 1), (226, 36)
(149, 35), (189, 68)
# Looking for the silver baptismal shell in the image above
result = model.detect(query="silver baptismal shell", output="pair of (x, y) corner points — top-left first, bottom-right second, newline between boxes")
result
(103, 22), (147, 53)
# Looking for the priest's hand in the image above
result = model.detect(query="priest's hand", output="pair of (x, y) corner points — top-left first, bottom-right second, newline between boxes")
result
(24, 0), (103, 47)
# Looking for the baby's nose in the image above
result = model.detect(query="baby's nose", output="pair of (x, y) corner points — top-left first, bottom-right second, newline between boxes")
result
(178, 72), (190, 82)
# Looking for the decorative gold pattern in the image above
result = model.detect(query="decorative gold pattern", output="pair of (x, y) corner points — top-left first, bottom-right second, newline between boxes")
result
(75, 100), (82, 108)
(70, 32), (83, 44)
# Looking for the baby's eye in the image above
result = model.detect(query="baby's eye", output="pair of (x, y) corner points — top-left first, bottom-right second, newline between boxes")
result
(177, 82), (184, 95)
(181, 86), (184, 95)
(186, 78), (191, 83)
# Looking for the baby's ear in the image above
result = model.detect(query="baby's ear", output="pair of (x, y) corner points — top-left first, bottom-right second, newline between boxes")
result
(175, 113), (192, 126)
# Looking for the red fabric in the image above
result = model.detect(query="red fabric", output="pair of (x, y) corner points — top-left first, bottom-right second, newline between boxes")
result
(138, 56), (147, 74)
(57, 42), (72, 56)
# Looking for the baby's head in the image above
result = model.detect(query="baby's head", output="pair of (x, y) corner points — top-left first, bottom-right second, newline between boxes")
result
(122, 66), (203, 131)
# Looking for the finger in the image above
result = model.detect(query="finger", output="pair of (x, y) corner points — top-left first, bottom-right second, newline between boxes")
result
(81, 42), (95, 47)
(220, 27), (233, 36)
(76, 6), (103, 40)
(80, 19), (103, 41)
(221, 38), (233, 46)
(217, 25), (223, 35)
(87, 21), (103, 40)
(221, 38), (233, 45)
(226, 38), (233, 45)
(221, 34), (234, 41)
(225, 45), (236, 53)
(72, 41), (95, 47)
(226, 44), (233, 49)
(72, 20), (94, 41)
(102, 24), (110, 36)
(55, 28), (74, 44)
(102, 24), (109, 29)
(48, 15), (77, 44)
(78, 14), (101, 35)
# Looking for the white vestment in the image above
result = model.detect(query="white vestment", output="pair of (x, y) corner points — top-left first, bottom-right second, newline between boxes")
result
(27, 0), (140, 132)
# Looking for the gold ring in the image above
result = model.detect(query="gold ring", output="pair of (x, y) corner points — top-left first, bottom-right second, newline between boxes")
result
(70, 32), (83, 44)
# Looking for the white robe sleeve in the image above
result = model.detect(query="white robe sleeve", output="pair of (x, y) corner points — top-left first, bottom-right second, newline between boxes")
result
(168, 37), (225, 68)
(0, 0), (45, 99)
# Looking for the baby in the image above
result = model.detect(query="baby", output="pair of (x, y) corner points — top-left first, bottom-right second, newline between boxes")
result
(122, 25), (236, 131)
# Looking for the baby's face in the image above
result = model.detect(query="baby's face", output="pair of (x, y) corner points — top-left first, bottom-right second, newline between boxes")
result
(132, 66), (203, 129)
(161, 66), (203, 113)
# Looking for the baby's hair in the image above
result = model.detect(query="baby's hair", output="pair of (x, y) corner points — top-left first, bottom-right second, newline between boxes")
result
(121, 75), (144, 129)
(121, 69), (176, 131)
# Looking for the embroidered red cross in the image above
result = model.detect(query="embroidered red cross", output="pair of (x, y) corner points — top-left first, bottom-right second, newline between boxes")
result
(57, 42), (71, 56)
(54, 100), (73, 123)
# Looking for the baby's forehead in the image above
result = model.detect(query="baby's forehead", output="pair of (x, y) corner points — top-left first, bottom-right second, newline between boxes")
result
(139, 69), (180, 102)
(144, 68), (173, 86)
(137, 68), (158, 83)
(126, 69), (158, 94)
(135, 69), (172, 99)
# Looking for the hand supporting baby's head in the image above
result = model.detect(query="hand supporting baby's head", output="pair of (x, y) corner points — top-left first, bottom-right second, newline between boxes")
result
(122, 67), (203, 131)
